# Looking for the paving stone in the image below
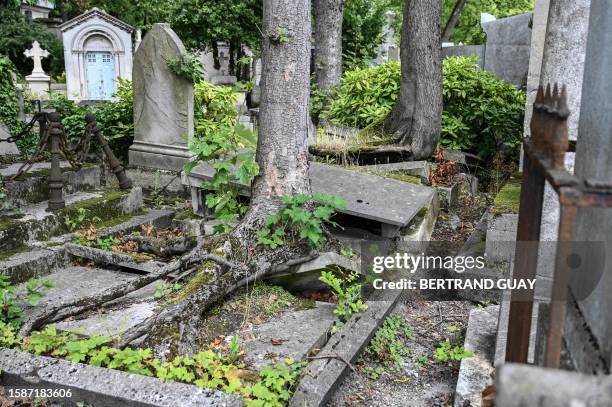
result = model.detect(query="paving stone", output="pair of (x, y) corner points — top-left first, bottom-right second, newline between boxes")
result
(360, 161), (431, 179)
(0, 349), (242, 407)
(0, 161), (72, 177)
(242, 303), (336, 370)
(0, 247), (67, 284)
(118, 186), (144, 214)
(52, 301), (157, 337)
(454, 305), (498, 407)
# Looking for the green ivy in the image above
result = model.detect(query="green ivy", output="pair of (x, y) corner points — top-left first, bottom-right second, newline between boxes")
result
(0, 55), (26, 152)
(257, 193), (347, 249)
(167, 52), (205, 84)
(46, 79), (134, 161)
(0, 276), (305, 406)
(186, 81), (259, 233)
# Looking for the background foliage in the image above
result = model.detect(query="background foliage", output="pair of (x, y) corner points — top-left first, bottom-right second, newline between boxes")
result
(0, 6), (64, 77)
(321, 57), (525, 160)
(342, 0), (389, 70)
(441, 0), (534, 44)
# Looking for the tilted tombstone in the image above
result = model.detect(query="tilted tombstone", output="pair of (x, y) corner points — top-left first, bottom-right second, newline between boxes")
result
(129, 23), (194, 171)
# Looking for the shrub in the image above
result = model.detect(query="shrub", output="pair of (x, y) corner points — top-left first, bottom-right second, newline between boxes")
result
(46, 79), (134, 161)
(323, 61), (400, 129)
(321, 57), (525, 160)
(442, 56), (525, 159)
(187, 81), (259, 233)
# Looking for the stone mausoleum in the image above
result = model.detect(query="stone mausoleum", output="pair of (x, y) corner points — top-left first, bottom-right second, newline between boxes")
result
(59, 8), (134, 101)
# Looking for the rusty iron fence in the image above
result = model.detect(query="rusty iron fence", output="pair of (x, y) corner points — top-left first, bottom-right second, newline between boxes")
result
(505, 83), (612, 368)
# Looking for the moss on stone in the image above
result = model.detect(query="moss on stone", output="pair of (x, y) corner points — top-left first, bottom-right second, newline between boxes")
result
(174, 210), (201, 221)
(492, 178), (522, 215)
(0, 243), (31, 261)
(97, 208), (149, 229)
(378, 172), (422, 184)
(171, 266), (215, 303)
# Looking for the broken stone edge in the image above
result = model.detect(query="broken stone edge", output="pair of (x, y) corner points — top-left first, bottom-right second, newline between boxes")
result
(289, 290), (402, 407)
(0, 348), (243, 407)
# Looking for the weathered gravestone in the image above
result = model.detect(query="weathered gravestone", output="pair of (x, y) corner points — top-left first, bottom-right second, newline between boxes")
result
(129, 23), (194, 171)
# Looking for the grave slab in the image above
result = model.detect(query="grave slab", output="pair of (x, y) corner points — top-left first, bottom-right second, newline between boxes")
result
(0, 348), (242, 407)
(242, 303), (336, 370)
(52, 301), (157, 337)
(19, 266), (140, 318)
(184, 162), (435, 234)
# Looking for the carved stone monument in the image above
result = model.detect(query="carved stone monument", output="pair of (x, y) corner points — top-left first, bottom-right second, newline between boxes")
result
(129, 23), (194, 171)
(23, 41), (51, 99)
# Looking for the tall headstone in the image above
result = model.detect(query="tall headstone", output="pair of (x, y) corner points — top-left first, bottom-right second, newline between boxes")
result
(129, 23), (194, 171)
(567, 0), (612, 373)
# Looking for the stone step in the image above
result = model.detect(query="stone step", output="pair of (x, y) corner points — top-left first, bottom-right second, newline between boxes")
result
(0, 188), (143, 253)
(1, 161), (102, 208)
(184, 161), (437, 238)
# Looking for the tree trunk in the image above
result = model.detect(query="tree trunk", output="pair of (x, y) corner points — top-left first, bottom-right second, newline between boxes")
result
(114, 0), (313, 356)
(383, 0), (442, 160)
(441, 0), (467, 43)
(313, 0), (344, 94)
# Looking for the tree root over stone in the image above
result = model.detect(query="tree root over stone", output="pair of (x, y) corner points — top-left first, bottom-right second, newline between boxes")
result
(18, 240), (223, 337)
(116, 202), (322, 357)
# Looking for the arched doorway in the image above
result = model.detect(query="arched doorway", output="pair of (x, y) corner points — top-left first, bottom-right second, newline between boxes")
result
(83, 34), (116, 99)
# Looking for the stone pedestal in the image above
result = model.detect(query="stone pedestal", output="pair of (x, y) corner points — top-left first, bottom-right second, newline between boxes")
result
(24, 73), (51, 99)
(129, 23), (194, 172)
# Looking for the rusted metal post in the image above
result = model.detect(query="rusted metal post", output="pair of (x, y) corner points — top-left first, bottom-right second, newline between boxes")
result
(505, 149), (545, 363)
(84, 113), (132, 190)
(47, 112), (65, 210)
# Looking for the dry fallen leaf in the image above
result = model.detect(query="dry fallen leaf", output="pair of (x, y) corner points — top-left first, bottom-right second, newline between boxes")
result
(271, 338), (287, 346)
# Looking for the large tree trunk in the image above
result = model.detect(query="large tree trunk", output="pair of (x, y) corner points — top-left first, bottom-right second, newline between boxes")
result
(114, 0), (313, 356)
(313, 0), (344, 94)
(441, 0), (467, 43)
(383, 0), (442, 160)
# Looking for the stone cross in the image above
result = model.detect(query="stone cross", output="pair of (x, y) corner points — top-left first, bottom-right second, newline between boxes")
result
(23, 41), (49, 75)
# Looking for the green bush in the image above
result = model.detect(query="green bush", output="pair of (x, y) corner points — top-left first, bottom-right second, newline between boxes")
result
(442, 56), (525, 159)
(46, 79), (134, 161)
(323, 61), (400, 129)
(321, 57), (525, 159)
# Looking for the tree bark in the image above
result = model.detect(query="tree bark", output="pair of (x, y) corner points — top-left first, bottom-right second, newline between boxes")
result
(383, 0), (442, 160)
(441, 0), (467, 43)
(115, 0), (313, 355)
(313, 0), (344, 94)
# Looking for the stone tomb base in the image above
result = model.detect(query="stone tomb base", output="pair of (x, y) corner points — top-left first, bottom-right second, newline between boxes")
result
(128, 141), (192, 172)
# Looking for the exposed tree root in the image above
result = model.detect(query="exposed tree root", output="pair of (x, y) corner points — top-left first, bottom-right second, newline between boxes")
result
(18, 241), (221, 337)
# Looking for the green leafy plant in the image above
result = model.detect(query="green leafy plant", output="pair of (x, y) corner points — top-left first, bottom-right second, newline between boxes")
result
(257, 193), (347, 249)
(154, 282), (183, 300)
(167, 51), (205, 83)
(186, 81), (259, 233)
(246, 358), (305, 406)
(0, 275), (53, 328)
(65, 207), (101, 231)
(319, 267), (367, 332)
(366, 314), (412, 365)
(323, 61), (400, 129)
(441, 56), (526, 159)
(433, 339), (473, 365)
(94, 236), (120, 252)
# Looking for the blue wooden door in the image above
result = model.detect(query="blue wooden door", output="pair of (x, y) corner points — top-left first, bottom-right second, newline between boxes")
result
(85, 52), (115, 100)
